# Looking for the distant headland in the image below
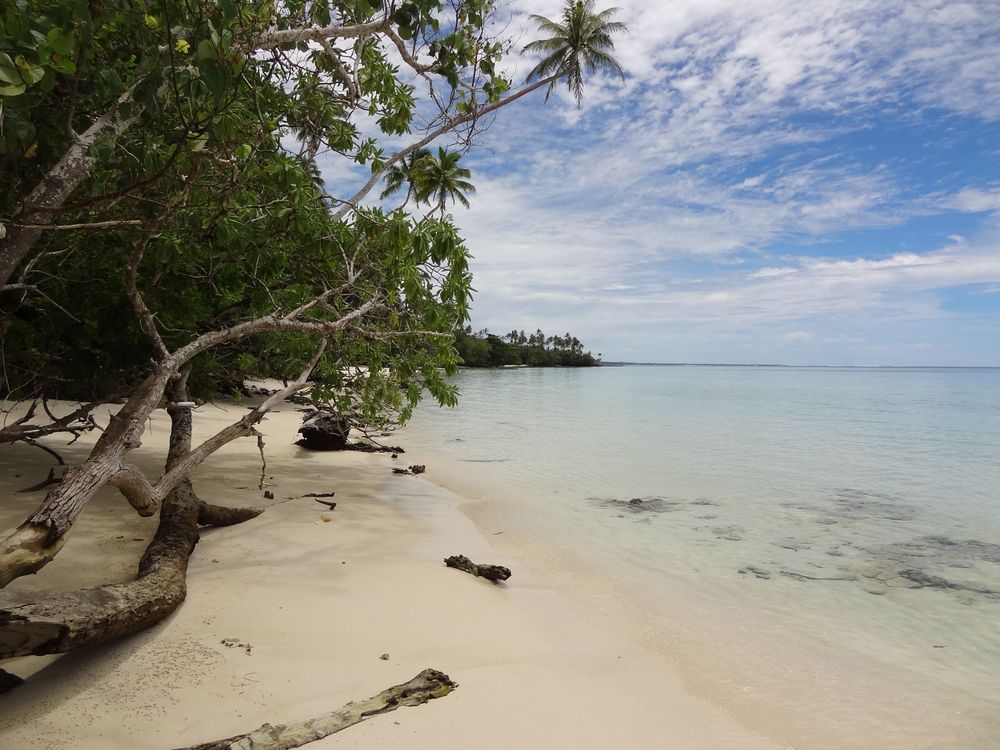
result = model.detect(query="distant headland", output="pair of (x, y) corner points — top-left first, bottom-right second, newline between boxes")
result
(454, 327), (599, 367)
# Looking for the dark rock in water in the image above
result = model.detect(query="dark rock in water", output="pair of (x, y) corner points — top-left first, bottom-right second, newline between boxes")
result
(827, 488), (917, 522)
(599, 496), (685, 514)
(710, 525), (744, 542)
(738, 565), (771, 580)
(263, 490), (274, 500)
(297, 410), (351, 451)
(856, 536), (1000, 600)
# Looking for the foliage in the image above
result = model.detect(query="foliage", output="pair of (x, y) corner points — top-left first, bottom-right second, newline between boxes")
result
(453, 326), (598, 367)
(0, 0), (512, 425)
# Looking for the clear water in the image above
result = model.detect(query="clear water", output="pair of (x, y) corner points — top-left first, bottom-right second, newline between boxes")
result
(401, 366), (1000, 749)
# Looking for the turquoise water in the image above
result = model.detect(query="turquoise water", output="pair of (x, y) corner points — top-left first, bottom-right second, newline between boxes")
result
(401, 366), (1000, 749)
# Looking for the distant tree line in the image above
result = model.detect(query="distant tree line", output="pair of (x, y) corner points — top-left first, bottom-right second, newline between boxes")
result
(454, 327), (600, 367)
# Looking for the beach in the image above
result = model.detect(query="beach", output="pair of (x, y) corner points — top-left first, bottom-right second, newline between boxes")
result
(0, 398), (781, 749)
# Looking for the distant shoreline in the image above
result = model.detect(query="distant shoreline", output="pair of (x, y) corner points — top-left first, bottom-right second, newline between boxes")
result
(599, 361), (1000, 369)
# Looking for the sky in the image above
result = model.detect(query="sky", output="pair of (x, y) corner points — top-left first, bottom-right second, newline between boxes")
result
(326, 0), (1000, 366)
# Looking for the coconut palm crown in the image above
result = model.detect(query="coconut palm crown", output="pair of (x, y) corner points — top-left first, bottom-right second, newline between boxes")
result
(379, 148), (433, 203)
(413, 148), (477, 214)
(523, 0), (627, 107)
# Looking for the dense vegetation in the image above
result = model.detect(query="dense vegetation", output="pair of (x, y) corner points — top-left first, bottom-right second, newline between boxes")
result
(454, 327), (599, 367)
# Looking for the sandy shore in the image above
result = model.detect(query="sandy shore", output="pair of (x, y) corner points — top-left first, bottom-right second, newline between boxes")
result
(0, 400), (782, 749)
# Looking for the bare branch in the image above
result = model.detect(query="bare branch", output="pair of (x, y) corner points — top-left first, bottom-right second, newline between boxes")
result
(384, 26), (440, 75)
(10, 220), (143, 231)
(108, 462), (159, 516)
(154, 340), (327, 499)
(254, 18), (391, 50)
(167, 295), (380, 368)
(124, 165), (202, 362)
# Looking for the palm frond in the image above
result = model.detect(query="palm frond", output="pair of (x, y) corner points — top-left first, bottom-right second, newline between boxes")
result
(524, 0), (629, 108)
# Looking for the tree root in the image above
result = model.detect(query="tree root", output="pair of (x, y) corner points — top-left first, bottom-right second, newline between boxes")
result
(173, 668), (457, 750)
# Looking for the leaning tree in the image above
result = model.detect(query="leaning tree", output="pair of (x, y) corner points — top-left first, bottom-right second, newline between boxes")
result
(0, 0), (627, 689)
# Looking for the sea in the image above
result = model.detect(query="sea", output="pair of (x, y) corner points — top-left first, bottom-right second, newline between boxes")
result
(400, 365), (1000, 750)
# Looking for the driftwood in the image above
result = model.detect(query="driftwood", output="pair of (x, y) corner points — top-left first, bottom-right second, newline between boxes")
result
(392, 464), (425, 475)
(296, 410), (351, 450)
(173, 668), (457, 750)
(444, 555), (511, 583)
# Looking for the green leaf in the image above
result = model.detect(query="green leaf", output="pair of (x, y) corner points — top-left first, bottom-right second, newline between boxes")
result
(197, 39), (218, 61)
(50, 56), (77, 75)
(0, 53), (21, 84)
(0, 82), (26, 97)
(234, 143), (252, 158)
(188, 132), (209, 151)
(198, 57), (226, 100)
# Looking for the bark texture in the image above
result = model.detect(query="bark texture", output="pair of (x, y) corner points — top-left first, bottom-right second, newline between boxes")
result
(444, 555), (511, 583)
(173, 669), (457, 750)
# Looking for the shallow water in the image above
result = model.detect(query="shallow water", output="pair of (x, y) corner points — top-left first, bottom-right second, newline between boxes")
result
(402, 366), (1000, 749)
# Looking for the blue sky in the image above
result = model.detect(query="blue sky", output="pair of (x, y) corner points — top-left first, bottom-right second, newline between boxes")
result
(326, 0), (1000, 366)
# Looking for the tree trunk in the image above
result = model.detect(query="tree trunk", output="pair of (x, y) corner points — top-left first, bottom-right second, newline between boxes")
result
(0, 390), (261, 662)
(0, 85), (142, 288)
(0, 366), (174, 587)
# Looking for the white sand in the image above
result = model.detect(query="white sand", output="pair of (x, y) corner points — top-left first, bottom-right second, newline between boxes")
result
(0, 401), (782, 749)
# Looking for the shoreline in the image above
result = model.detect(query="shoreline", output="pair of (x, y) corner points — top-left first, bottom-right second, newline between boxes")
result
(0, 400), (781, 749)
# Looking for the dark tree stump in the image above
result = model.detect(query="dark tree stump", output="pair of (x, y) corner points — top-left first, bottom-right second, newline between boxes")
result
(296, 410), (351, 451)
(444, 554), (511, 583)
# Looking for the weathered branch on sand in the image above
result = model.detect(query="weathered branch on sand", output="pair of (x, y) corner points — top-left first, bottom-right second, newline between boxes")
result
(0, 482), (261, 661)
(444, 555), (511, 583)
(0, 399), (101, 447)
(0, 335), (329, 587)
(0, 393), (261, 661)
(172, 668), (457, 750)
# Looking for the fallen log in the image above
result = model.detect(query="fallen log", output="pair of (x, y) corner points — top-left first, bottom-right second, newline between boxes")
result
(444, 555), (511, 583)
(172, 668), (457, 750)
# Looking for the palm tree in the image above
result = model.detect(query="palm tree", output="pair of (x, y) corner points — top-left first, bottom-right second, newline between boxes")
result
(379, 148), (432, 204)
(413, 147), (476, 214)
(524, 0), (627, 107)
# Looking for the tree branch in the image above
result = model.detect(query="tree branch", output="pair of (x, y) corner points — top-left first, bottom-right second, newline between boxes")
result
(0, 81), (143, 288)
(9, 220), (142, 231)
(154, 340), (327, 500)
(254, 18), (391, 50)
